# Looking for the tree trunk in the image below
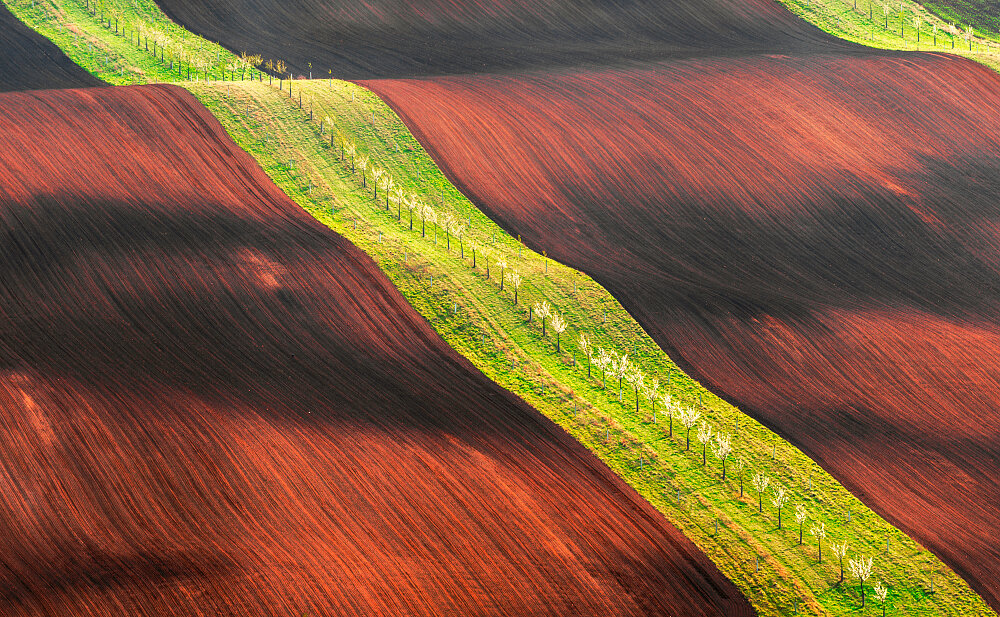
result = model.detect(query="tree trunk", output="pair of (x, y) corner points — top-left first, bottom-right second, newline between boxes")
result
(722, 457), (727, 480)
(556, 333), (560, 353)
(513, 287), (518, 304)
(778, 508), (782, 529)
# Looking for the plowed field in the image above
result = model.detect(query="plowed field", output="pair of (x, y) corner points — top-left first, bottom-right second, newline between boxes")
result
(0, 84), (752, 617)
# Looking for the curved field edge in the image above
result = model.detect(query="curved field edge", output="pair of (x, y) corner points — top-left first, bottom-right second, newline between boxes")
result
(3, 1), (995, 615)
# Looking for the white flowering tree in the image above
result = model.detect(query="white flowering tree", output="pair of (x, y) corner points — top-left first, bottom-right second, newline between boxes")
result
(369, 166), (384, 202)
(509, 270), (523, 305)
(380, 173), (395, 211)
(391, 186), (405, 220)
(419, 203), (435, 238)
(752, 473), (770, 513)
(645, 377), (660, 422)
(578, 334), (593, 378)
(734, 455), (745, 497)
(346, 141), (357, 172)
(627, 366), (644, 413)
(482, 248), (492, 279)
(712, 432), (733, 479)
(596, 347), (611, 388)
(612, 353), (630, 401)
(681, 406), (701, 451)
(659, 393), (675, 436)
(533, 300), (551, 336)
(697, 421), (713, 466)
(849, 555), (874, 608)
(551, 312), (567, 352)
(440, 212), (456, 250)
(811, 521), (827, 563)
(832, 541), (849, 584)
(455, 224), (466, 258)
(794, 504), (808, 545)
(772, 486), (790, 529)
(873, 581), (888, 617)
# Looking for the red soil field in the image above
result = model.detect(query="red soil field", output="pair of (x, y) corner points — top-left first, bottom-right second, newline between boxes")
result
(0, 2), (103, 92)
(362, 52), (1000, 610)
(0, 85), (753, 617)
(151, 0), (854, 77)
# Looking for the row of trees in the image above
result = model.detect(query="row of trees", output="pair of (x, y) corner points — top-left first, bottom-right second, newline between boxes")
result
(858, 0), (978, 51)
(530, 308), (895, 612)
(81, 0), (309, 83)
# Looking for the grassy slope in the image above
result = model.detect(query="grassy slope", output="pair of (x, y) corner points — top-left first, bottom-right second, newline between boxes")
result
(3, 0), (996, 615)
(914, 0), (1000, 38)
(776, 0), (1000, 71)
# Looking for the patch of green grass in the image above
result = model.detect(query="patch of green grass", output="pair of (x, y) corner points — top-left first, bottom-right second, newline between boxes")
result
(6, 0), (998, 614)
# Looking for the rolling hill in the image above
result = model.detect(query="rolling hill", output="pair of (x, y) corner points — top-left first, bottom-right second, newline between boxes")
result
(0, 83), (753, 617)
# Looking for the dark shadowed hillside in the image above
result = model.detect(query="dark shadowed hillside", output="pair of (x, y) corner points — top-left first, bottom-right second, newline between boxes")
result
(0, 2), (103, 91)
(153, 0), (855, 77)
(0, 84), (753, 617)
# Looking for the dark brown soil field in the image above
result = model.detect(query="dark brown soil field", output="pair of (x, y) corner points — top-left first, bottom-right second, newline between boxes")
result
(362, 52), (1000, 610)
(152, 0), (854, 77)
(0, 84), (752, 617)
(0, 2), (103, 92)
